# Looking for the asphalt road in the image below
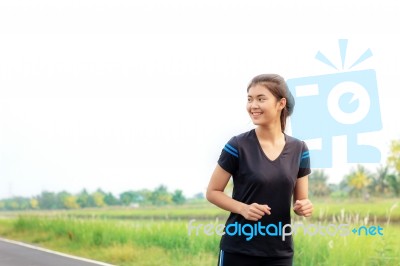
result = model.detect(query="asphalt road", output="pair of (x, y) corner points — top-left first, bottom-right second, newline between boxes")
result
(0, 238), (115, 266)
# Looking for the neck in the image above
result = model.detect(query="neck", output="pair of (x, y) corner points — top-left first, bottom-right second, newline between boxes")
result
(255, 124), (284, 143)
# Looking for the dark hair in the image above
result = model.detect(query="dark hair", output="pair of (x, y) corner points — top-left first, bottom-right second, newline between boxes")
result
(246, 74), (295, 132)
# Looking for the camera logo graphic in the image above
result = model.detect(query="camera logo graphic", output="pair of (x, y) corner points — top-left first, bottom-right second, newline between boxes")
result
(287, 39), (382, 168)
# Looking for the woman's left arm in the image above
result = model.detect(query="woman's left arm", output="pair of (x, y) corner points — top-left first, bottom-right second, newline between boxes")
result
(293, 175), (313, 217)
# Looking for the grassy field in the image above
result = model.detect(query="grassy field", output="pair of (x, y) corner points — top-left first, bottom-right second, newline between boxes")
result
(0, 198), (399, 266)
(1, 197), (399, 222)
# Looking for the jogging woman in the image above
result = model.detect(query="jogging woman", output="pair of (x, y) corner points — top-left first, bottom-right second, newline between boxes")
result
(206, 74), (313, 266)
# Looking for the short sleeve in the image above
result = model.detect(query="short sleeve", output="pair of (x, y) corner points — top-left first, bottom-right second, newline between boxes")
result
(217, 137), (239, 175)
(298, 141), (311, 178)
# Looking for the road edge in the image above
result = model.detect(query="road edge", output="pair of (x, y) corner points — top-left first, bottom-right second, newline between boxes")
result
(0, 237), (116, 266)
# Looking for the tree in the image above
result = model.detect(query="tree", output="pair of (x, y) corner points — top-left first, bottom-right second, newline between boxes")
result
(1, 197), (35, 210)
(387, 174), (400, 197)
(57, 191), (72, 209)
(30, 198), (39, 209)
(6, 200), (19, 210)
(172, 190), (186, 205)
(387, 140), (400, 196)
(387, 140), (400, 173)
(14, 197), (30, 210)
(137, 189), (152, 205)
(63, 195), (80, 209)
(90, 189), (106, 207)
(37, 191), (58, 209)
(344, 165), (372, 198)
(149, 185), (172, 206)
(104, 192), (120, 206)
(369, 165), (390, 195)
(76, 189), (90, 208)
(120, 190), (143, 206)
(309, 170), (330, 197)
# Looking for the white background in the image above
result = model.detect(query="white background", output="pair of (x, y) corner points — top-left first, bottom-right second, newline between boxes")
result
(1, 0), (400, 199)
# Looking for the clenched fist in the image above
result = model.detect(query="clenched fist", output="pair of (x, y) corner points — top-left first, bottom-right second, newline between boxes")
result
(239, 203), (271, 221)
(293, 199), (313, 217)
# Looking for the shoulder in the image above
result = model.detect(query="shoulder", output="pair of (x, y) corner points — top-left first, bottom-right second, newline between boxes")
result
(285, 134), (302, 144)
(229, 129), (256, 146)
(223, 129), (256, 155)
(285, 134), (308, 150)
(234, 129), (256, 141)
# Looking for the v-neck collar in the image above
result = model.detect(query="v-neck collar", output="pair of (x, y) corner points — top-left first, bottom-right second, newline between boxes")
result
(252, 129), (287, 162)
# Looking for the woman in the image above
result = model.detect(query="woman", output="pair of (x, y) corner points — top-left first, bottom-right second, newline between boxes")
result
(206, 74), (313, 266)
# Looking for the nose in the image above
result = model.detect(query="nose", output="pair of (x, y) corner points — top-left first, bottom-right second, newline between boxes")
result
(249, 100), (259, 109)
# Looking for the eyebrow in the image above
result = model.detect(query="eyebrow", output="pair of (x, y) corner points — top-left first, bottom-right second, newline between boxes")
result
(248, 94), (266, 97)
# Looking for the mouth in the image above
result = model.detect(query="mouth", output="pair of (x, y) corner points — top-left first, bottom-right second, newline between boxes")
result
(251, 112), (263, 118)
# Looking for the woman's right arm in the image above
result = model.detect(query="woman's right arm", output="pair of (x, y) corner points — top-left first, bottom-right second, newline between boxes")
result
(206, 165), (271, 221)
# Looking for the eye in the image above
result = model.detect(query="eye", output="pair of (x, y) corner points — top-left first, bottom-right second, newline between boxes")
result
(247, 98), (252, 103)
(258, 98), (266, 102)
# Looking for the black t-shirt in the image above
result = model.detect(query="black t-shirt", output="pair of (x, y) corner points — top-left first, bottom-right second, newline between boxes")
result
(218, 129), (311, 258)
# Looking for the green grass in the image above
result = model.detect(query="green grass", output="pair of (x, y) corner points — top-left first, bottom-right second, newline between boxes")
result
(1, 198), (399, 222)
(294, 226), (400, 266)
(305, 197), (400, 224)
(0, 216), (218, 266)
(1, 216), (399, 266)
(0, 198), (399, 265)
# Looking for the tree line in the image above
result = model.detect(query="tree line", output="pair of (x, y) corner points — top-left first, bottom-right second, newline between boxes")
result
(1, 140), (399, 211)
(0, 185), (204, 211)
(309, 140), (400, 198)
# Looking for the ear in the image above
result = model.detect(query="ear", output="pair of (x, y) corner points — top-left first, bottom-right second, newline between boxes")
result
(278, 98), (287, 111)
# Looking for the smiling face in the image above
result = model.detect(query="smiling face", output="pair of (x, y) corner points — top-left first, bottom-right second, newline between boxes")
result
(247, 84), (286, 127)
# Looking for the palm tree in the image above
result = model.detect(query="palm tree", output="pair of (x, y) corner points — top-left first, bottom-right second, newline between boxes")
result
(309, 170), (330, 197)
(387, 140), (400, 197)
(345, 165), (372, 198)
(387, 140), (400, 173)
(387, 174), (400, 197)
(369, 165), (390, 196)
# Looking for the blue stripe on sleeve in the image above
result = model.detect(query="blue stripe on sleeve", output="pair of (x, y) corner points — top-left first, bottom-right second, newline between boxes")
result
(299, 151), (310, 167)
(223, 146), (239, 158)
(225, 143), (238, 154)
(301, 151), (309, 158)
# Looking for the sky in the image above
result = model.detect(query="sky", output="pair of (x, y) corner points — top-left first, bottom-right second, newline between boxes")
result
(1, 0), (400, 199)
